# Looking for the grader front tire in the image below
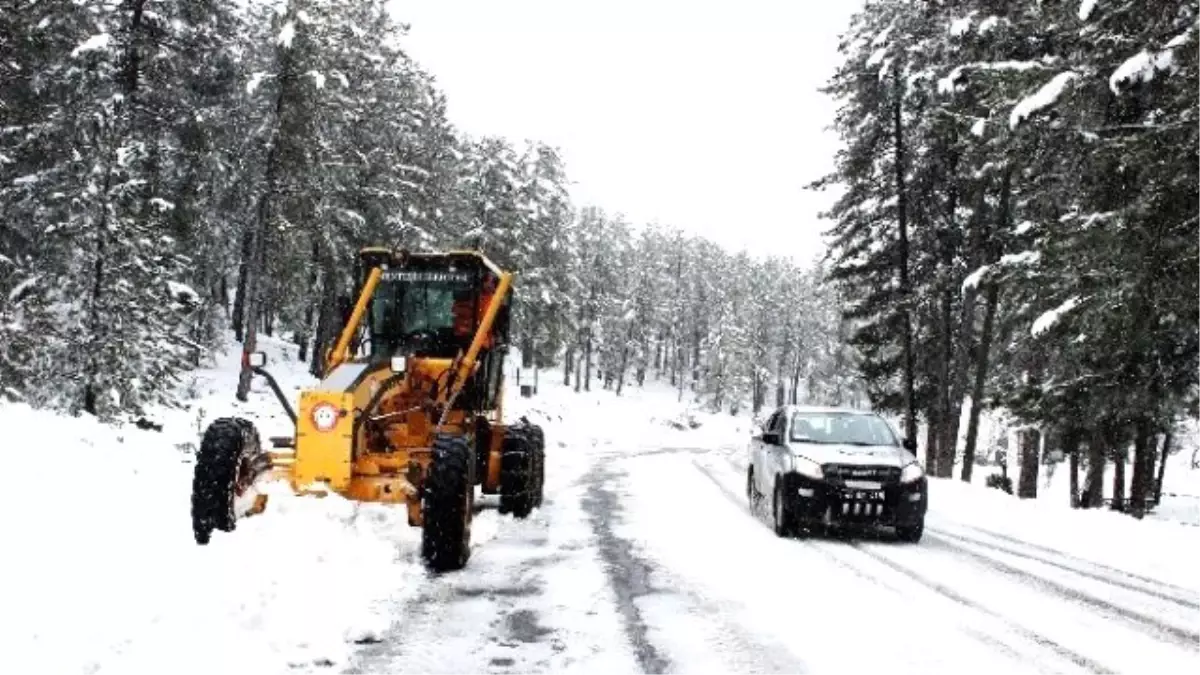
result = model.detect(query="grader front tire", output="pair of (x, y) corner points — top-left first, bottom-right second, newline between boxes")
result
(421, 434), (474, 572)
(191, 417), (262, 545)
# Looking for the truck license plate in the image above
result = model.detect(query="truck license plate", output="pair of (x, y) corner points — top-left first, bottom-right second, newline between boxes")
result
(845, 489), (884, 501)
(844, 480), (882, 491)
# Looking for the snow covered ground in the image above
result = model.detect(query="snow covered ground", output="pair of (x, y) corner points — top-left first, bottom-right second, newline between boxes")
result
(3, 335), (1199, 674)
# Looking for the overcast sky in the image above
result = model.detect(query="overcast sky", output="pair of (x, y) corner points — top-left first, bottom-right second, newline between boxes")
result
(386, 0), (862, 265)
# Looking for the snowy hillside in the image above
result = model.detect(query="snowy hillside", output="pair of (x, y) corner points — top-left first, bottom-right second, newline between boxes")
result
(4, 334), (1199, 674)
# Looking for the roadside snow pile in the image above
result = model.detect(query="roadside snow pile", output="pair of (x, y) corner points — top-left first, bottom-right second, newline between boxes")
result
(0, 337), (421, 675)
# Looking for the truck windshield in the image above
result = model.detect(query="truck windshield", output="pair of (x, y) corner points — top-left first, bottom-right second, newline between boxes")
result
(368, 269), (475, 357)
(790, 412), (900, 446)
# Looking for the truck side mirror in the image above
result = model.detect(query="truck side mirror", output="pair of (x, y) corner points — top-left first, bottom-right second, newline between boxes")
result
(903, 437), (917, 452)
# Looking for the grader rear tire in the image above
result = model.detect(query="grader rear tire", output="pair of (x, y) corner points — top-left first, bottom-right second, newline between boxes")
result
(191, 417), (262, 545)
(498, 425), (535, 518)
(421, 434), (474, 572)
(529, 424), (545, 508)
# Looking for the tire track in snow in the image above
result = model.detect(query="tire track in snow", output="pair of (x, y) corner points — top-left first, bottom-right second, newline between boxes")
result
(587, 457), (810, 674)
(343, 504), (564, 675)
(940, 524), (1200, 601)
(918, 533), (1200, 648)
(842, 542), (1118, 675)
(580, 464), (672, 674)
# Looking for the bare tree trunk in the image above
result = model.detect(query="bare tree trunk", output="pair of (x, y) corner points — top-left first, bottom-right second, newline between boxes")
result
(83, 150), (114, 416)
(948, 189), (987, 465)
(1064, 427), (1082, 507)
(961, 281), (999, 482)
(574, 350), (583, 393)
(563, 345), (573, 387)
(924, 418), (937, 470)
(1081, 427), (1107, 508)
(236, 184), (273, 401)
(1155, 429), (1173, 505)
(676, 343), (684, 402)
(1129, 417), (1154, 518)
(583, 335), (593, 392)
(1111, 448), (1126, 512)
(297, 242), (319, 362)
(232, 225), (253, 342)
(935, 277), (955, 478)
(308, 262), (340, 379)
(1108, 419), (1128, 511)
(616, 323), (633, 396)
(1017, 427), (1041, 499)
(892, 66), (917, 444)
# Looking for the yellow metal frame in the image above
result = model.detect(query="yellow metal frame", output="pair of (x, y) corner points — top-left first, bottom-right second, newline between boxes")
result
(325, 266), (383, 376)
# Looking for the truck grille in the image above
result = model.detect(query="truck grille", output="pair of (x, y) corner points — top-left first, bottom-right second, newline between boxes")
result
(822, 464), (899, 485)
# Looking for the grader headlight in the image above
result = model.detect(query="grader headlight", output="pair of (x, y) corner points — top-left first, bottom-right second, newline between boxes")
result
(310, 402), (340, 432)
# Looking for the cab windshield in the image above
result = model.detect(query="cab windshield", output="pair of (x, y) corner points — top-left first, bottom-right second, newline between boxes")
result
(790, 412), (899, 447)
(368, 269), (476, 358)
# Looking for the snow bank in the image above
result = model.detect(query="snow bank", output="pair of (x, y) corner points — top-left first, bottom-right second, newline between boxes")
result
(1, 336), (420, 675)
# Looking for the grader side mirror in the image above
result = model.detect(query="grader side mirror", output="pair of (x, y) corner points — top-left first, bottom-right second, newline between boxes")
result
(246, 351), (267, 368)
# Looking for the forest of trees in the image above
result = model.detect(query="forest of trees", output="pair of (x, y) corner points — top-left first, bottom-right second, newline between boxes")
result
(0, 1), (860, 425)
(814, 0), (1198, 514)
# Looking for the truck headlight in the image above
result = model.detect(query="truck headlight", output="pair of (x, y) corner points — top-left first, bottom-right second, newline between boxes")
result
(900, 462), (924, 484)
(792, 455), (823, 480)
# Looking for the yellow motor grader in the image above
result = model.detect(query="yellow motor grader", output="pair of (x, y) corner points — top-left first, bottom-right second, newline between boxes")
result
(189, 248), (546, 571)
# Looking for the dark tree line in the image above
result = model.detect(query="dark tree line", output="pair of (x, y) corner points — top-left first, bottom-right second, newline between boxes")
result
(814, 0), (1198, 515)
(0, 0), (862, 422)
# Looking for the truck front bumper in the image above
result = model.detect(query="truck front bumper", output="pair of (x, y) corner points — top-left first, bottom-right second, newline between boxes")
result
(780, 471), (927, 529)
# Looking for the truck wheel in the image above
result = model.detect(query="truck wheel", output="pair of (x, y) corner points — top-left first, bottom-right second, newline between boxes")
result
(772, 480), (794, 537)
(896, 521), (924, 544)
(498, 424), (535, 518)
(191, 417), (262, 545)
(421, 434), (474, 572)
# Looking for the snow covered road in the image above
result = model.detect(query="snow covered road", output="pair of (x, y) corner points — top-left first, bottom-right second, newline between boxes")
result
(334, 442), (1199, 675)
(7, 340), (1199, 675)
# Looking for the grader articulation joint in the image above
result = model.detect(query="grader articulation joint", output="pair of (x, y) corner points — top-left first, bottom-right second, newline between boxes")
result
(190, 248), (546, 572)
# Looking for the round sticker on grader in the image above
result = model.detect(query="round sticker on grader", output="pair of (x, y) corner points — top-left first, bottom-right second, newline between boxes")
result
(310, 402), (340, 432)
(188, 248), (546, 574)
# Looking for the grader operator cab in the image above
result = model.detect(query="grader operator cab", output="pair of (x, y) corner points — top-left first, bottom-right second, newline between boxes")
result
(190, 247), (546, 572)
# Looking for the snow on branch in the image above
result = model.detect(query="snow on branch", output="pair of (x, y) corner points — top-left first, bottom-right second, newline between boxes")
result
(938, 61), (1047, 95)
(998, 250), (1041, 267)
(277, 21), (296, 47)
(1010, 71), (1079, 129)
(1031, 296), (1082, 336)
(1079, 0), (1100, 21)
(1108, 27), (1192, 94)
(71, 33), (110, 58)
(962, 265), (990, 293)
